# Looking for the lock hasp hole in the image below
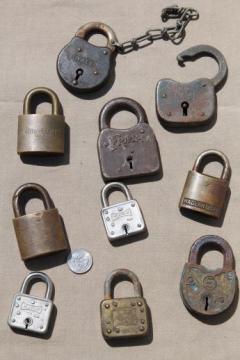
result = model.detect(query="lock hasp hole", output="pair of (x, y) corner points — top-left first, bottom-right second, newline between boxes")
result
(199, 250), (223, 270)
(110, 110), (138, 129)
(107, 189), (129, 205)
(87, 33), (108, 47)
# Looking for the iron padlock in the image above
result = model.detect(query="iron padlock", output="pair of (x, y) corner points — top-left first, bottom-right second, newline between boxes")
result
(180, 235), (237, 316)
(18, 87), (65, 155)
(179, 149), (231, 218)
(57, 22), (118, 92)
(98, 97), (161, 180)
(8, 272), (54, 334)
(101, 182), (146, 241)
(156, 45), (228, 127)
(100, 269), (149, 339)
(12, 183), (68, 260)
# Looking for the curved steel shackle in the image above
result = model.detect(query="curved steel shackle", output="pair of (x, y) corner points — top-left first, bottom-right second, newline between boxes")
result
(23, 87), (61, 115)
(177, 44), (228, 91)
(20, 272), (54, 300)
(104, 269), (143, 300)
(101, 182), (132, 208)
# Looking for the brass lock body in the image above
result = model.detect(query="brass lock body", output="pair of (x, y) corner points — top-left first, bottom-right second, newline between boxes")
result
(180, 235), (237, 316)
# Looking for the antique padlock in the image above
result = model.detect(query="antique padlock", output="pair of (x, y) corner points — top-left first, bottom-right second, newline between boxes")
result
(179, 149), (231, 218)
(101, 182), (146, 241)
(8, 272), (54, 334)
(12, 183), (68, 260)
(100, 269), (149, 339)
(57, 22), (118, 92)
(98, 97), (161, 180)
(17, 87), (65, 155)
(156, 45), (228, 127)
(180, 235), (237, 316)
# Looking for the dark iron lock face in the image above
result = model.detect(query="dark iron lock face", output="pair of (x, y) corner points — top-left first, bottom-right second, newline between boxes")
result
(156, 45), (228, 127)
(180, 235), (237, 316)
(57, 22), (118, 92)
(97, 97), (161, 181)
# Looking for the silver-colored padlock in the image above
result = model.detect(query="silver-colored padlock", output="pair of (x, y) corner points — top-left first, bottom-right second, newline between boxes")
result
(8, 272), (54, 334)
(101, 182), (146, 241)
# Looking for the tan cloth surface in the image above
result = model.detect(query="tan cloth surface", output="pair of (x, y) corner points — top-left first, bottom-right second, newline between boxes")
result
(1, 0), (240, 359)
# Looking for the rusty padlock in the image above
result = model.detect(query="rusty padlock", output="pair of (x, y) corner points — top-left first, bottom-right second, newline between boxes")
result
(180, 235), (237, 316)
(156, 45), (228, 127)
(100, 269), (150, 340)
(98, 97), (161, 181)
(17, 87), (65, 155)
(179, 150), (231, 218)
(12, 183), (68, 260)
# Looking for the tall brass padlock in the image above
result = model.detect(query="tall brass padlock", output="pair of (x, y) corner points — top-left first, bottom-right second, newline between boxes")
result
(100, 269), (150, 340)
(180, 235), (237, 316)
(17, 87), (65, 155)
(98, 97), (161, 180)
(179, 149), (231, 218)
(12, 183), (68, 260)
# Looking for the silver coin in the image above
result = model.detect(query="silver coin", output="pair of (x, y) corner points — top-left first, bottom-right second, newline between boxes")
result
(67, 249), (93, 274)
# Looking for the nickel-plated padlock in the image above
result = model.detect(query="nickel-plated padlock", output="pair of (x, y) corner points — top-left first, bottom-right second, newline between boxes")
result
(17, 87), (65, 155)
(100, 269), (150, 339)
(12, 183), (68, 260)
(101, 182), (146, 241)
(57, 22), (118, 92)
(180, 235), (237, 316)
(156, 45), (228, 127)
(8, 272), (54, 334)
(179, 149), (231, 218)
(98, 97), (161, 180)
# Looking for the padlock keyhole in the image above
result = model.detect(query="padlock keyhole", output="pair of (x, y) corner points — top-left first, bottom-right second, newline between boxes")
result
(24, 317), (33, 329)
(74, 68), (83, 83)
(127, 156), (133, 170)
(204, 296), (209, 311)
(181, 101), (189, 116)
(122, 224), (129, 235)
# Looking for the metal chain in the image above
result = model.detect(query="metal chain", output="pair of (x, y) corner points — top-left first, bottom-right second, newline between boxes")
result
(112, 5), (199, 54)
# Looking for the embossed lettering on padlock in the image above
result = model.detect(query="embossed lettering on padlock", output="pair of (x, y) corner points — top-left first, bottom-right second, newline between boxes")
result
(180, 235), (237, 316)
(101, 182), (146, 241)
(156, 45), (228, 127)
(100, 269), (150, 339)
(98, 97), (161, 180)
(8, 272), (54, 334)
(12, 183), (68, 260)
(179, 150), (231, 218)
(18, 87), (65, 155)
(57, 22), (118, 92)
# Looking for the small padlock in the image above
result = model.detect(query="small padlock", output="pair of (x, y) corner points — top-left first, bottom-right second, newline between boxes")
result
(100, 269), (150, 339)
(179, 149), (231, 218)
(101, 182), (146, 241)
(57, 22), (118, 92)
(12, 183), (68, 260)
(98, 97), (161, 180)
(156, 45), (228, 127)
(17, 87), (65, 155)
(180, 235), (237, 316)
(8, 272), (54, 334)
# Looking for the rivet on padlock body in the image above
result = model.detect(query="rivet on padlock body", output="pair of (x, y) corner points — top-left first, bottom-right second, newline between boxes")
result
(180, 235), (237, 316)
(156, 45), (228, 127)
(101, 182), (146, 241)
(98, 97), (161, 180)
(8, 272), (54, 334)
(57, 22), (118, 92)
(100, 269), (150, 339)
(12, 183), (68, 260)
(179, 150), (231, 218)
(17, 87), (65, 155)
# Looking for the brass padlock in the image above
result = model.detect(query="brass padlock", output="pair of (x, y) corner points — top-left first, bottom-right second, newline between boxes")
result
(179, 149), (231, 218)
(100, 269), (150, 340)
(17, 87), (65, 155)
(12, 183), (68, 260)
(180, 235), (237, 316)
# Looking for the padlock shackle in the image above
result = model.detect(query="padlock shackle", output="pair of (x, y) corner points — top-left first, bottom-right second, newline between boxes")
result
(188, 235), (235, 271)
(12, 183), (53, 218)
(193, 149), (231, 182)
(177, 45), (228, 91)
(20, 272), (54, 300)
(75, 22), (118, 52)
(104, 268), (143, 300)
(101, 182), (132, 208)
(23, 87), (61, 115)
(99, 97), (149, 130)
